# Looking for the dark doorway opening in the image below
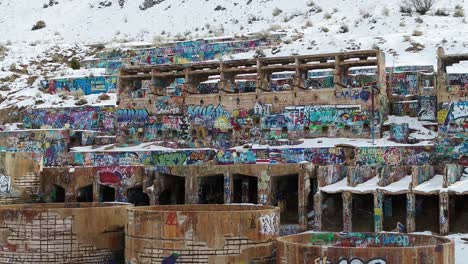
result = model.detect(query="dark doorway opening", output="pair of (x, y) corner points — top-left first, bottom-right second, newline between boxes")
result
(322, 193), (343, 231)
(158, 174), (185, 205)
(383, 194), (406, 231)
(51, 184), (65, 202)
(450, 195), (468, 233)
(233, 174), (258, 204)
(352, 193), (374, 232)
(100, 185), (115, 202)
(198, 175), (224, 204)
(415, 194), (439, 233)
(127, 186), (150, 206)
(77, 185), (93, 202)
(272, 174), (299, 224)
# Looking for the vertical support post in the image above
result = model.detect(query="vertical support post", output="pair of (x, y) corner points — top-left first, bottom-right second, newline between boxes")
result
(314, 192), (323, 231)
(93, 174), (100, 202)
(374, 191), (383, 232)
(256, 58), (264, 92)
(223, 172), (233, 204)
(406, 192), (416, 233)
(440, 192), (449, 235)
(333, 55), (343, 90)
(219, 62), (226, 94)
(343, 192), (353, 232)
(258, 170), (271, 205)
(298, 167), (310, 231)
(294, 57), (303, 91)
(185, 175), (199, 204)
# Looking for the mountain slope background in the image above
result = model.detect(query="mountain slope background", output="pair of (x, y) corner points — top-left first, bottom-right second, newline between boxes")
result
(0, 0), (467, 119)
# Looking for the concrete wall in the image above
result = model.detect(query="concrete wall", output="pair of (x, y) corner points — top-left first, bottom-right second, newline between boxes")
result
(0, 203), (131, 263)
(277, 232), (454, 264)
(126, 205), (279, 263)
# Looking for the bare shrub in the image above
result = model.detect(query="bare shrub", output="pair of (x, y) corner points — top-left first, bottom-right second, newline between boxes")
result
(32, 20), (46, 30)
(435, 8), (449, 16)
(403, 0), (435, 15)
(272, 7), (283, 16)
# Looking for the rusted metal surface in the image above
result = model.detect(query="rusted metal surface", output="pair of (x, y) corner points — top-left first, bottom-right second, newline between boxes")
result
(277, 232), (454, 264)
(126, 204), (279, 263)
(0, 202), (131, 263)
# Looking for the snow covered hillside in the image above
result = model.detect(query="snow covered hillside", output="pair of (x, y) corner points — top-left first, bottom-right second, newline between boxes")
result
(0, 0), (467, 117)
(1, 0), (467, 63)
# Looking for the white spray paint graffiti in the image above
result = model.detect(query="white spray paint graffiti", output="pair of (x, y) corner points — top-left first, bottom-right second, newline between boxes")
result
(259, 213), (278, 235)
(313, 257), (387, 264)
(0, 174), (11, 193)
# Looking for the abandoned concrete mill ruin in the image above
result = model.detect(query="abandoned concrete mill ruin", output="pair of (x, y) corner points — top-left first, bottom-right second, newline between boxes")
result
(0, 36), (465, 263)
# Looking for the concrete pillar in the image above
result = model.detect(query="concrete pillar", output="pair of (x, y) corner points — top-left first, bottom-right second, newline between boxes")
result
(440, 192), (449, 235)
(313, 192), (323, 231)
(241, 178), (249, 203)
(343, 192), (352, 232)
(223, 172), (233, 204)
(374, 191), (383, 232)
(294, 58), (304, 90)
(406, 192), (416, 233)
(93, 179), (99, 202)
(298, 168), (310, 230)
(334, 55), (343, 89)
(185, 175), (199, 204)
(258, 170), (271, 205)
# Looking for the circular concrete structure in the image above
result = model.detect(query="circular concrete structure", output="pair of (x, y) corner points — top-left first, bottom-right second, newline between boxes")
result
(0, 202), (131, 264)
(277, 232), (454, 264)
(126, 204), (279, 264)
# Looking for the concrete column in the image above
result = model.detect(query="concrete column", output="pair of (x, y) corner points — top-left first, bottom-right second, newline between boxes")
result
(313, 192), (323, 231)
(298, 168), (310, 231)
(334, 55), (343, 89)
(241, 178), (249, 203)
(93, 180), (99, 202)
(343, 192), (352, 232)
(374, 191), (383, 232)
(294, 57), (304, 90)
(258, 170), (271, 205)
(223, 172), (233, 204)
(440, 192), (450, 235)
(406, 192), (416, 233)
(185, 175), (199, 204)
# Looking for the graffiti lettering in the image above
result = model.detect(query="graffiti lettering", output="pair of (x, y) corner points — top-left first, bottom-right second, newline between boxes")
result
(259, 213), (278, 235)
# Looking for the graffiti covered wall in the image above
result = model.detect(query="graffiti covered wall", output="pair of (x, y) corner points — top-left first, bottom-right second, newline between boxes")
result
(24, 106), (116, 134)
(41, 75), (117, 95)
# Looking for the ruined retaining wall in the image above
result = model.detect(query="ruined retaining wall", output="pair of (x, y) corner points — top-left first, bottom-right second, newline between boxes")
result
(125, 205), (279, 264)
(0, 203), (131, 263)
(277, 232), (454, 264)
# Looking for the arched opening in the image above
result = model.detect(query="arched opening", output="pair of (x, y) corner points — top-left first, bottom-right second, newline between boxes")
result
(51, 184), (65, 202)
(450, 194), (468, 233)
(233, 174), (258, 204)
(198, 175), (224, 204)
(100, 185), (115, 202)
(352, 193), (374, 232)
(383, 194), (406, 231)
(158, 174), (185, 205)
(415, 194), (439, 233)
(127, 186), (150, 206)
(77, 184), (93, 202)
(322, 193), (343, 231)
(272, 174), (298, 224)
